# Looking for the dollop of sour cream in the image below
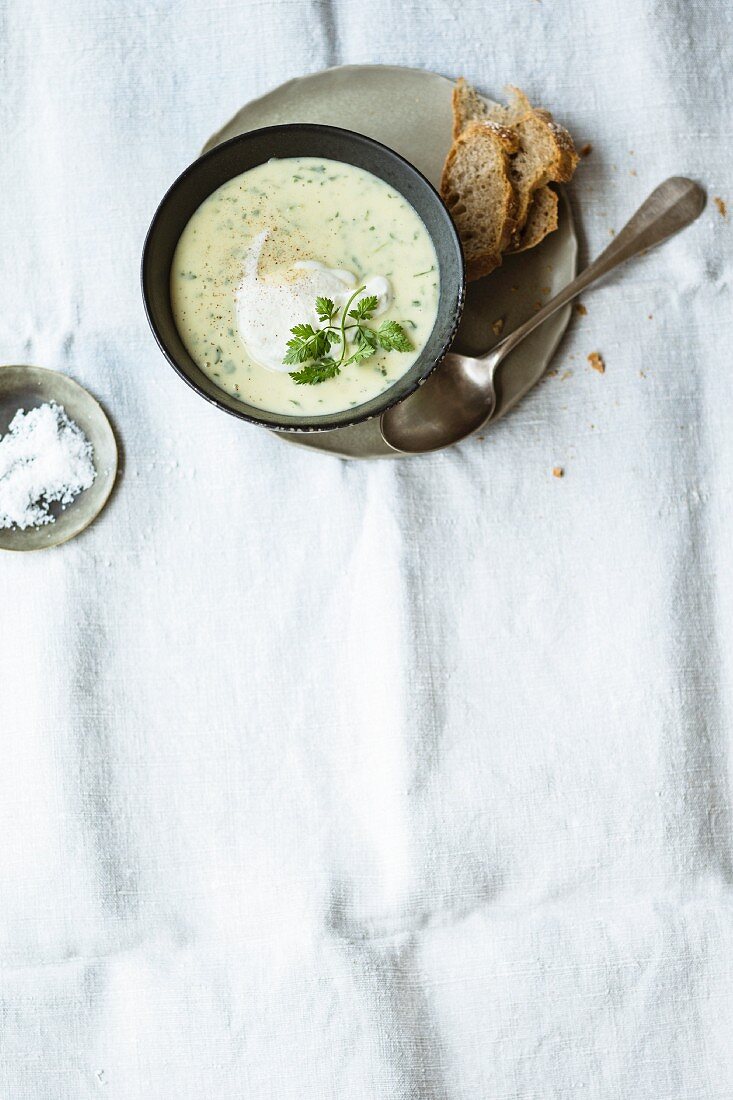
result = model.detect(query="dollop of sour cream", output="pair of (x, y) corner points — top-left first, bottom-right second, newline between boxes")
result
(235, 230), (392, 373)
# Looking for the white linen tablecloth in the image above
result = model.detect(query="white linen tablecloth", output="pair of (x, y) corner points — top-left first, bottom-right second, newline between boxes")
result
(2, 1), (732, 1096)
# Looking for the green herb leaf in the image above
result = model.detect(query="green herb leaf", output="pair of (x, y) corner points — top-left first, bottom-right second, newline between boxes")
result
(283, 325), (332, 365)
(315, 296), (336, 322)
(376, 320), (413, 352)
(289, 360), (341, 385)
(344, 346), (373, 366)
(345, 327), (378, 366)
(283, 342), (308, 366)
(290, 322), (316, 339)
(357, 326), (378, 350)
(284, 288), (412, 383)
(348, 295), (379, 321)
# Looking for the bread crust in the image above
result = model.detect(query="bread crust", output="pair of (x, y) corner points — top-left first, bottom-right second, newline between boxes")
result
(440, 120), (519, 280)
(451, 77), (490, 140)
(508, 184), (559, 253)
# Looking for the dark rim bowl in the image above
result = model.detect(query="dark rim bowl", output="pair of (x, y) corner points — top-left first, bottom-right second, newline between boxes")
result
(141, 124), (465, 433)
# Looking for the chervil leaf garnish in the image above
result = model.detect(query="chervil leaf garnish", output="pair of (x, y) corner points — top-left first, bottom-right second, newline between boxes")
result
(284, 284), (413, 385)
(289, 360), (341, 385)
(315, 296), (336, 323)
(290, 323), (315, 339)
(344, 327), (378, 366)
(283, 325), (332, 365)
(348, 294), (379, 321)
(376, 320), (413, 353)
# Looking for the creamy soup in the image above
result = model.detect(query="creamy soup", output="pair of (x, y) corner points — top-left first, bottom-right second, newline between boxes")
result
(170, 157), (440, 416)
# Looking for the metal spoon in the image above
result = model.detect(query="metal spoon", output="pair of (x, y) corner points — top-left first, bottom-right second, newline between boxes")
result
(380, 177), (706, 454)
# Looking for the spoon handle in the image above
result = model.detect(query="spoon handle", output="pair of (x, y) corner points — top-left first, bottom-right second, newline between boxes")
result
(489, 177), (706, 365)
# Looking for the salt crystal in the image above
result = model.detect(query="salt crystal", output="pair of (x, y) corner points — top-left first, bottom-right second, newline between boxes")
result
(0, 402), (96, 530)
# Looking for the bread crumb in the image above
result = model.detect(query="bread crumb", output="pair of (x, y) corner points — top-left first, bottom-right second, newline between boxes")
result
(491, 317), (504, 337)
(714, 196), (727, 218)
(588, 351), (605, 374)
(533, 301), (542, 311)
(630, 169), (637, 176)
(540, 286), (550, 294)
(639, 370), (646, 378)
(511, 284), (519, 292)
(648, 314), (653, 320)
(575, 303), (587, 316)
(552, 466), (564, 478)
(609, 228), (616, 236)
(546, 368), (558, 377)
(580, 143), (593, 157)
(561, 369), (573, 380)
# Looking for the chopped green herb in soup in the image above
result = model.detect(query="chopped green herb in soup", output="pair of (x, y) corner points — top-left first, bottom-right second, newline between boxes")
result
(171, 157), (440, 416)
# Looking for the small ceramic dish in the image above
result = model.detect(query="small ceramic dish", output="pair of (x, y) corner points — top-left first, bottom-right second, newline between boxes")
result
(141, 123), (465, 433)
(0, 366), (117, 552)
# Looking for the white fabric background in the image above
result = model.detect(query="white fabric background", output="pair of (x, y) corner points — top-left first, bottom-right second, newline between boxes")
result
(2, 0), (732, 1096)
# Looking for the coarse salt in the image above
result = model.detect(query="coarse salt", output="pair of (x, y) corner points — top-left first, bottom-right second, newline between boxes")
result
(0, 402), (96, 530)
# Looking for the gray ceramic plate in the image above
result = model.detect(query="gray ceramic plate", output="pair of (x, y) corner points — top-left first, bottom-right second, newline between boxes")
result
(0, 366), (117, 551)
(205, 64), (578, 459)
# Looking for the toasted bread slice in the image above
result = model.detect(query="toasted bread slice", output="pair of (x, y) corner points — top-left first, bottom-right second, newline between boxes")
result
(451, 80), (576, 252)
(440, 120), (519, 280)
(486, 86), (577, 245)
(508, 184), (559, 252)
(451, 77), (492, 139)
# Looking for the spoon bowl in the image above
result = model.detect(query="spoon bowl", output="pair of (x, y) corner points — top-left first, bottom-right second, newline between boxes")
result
(381, 351), (497, 453)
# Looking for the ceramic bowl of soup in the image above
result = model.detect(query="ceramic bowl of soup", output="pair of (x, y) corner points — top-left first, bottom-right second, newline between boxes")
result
(142, 124), (465, 432)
